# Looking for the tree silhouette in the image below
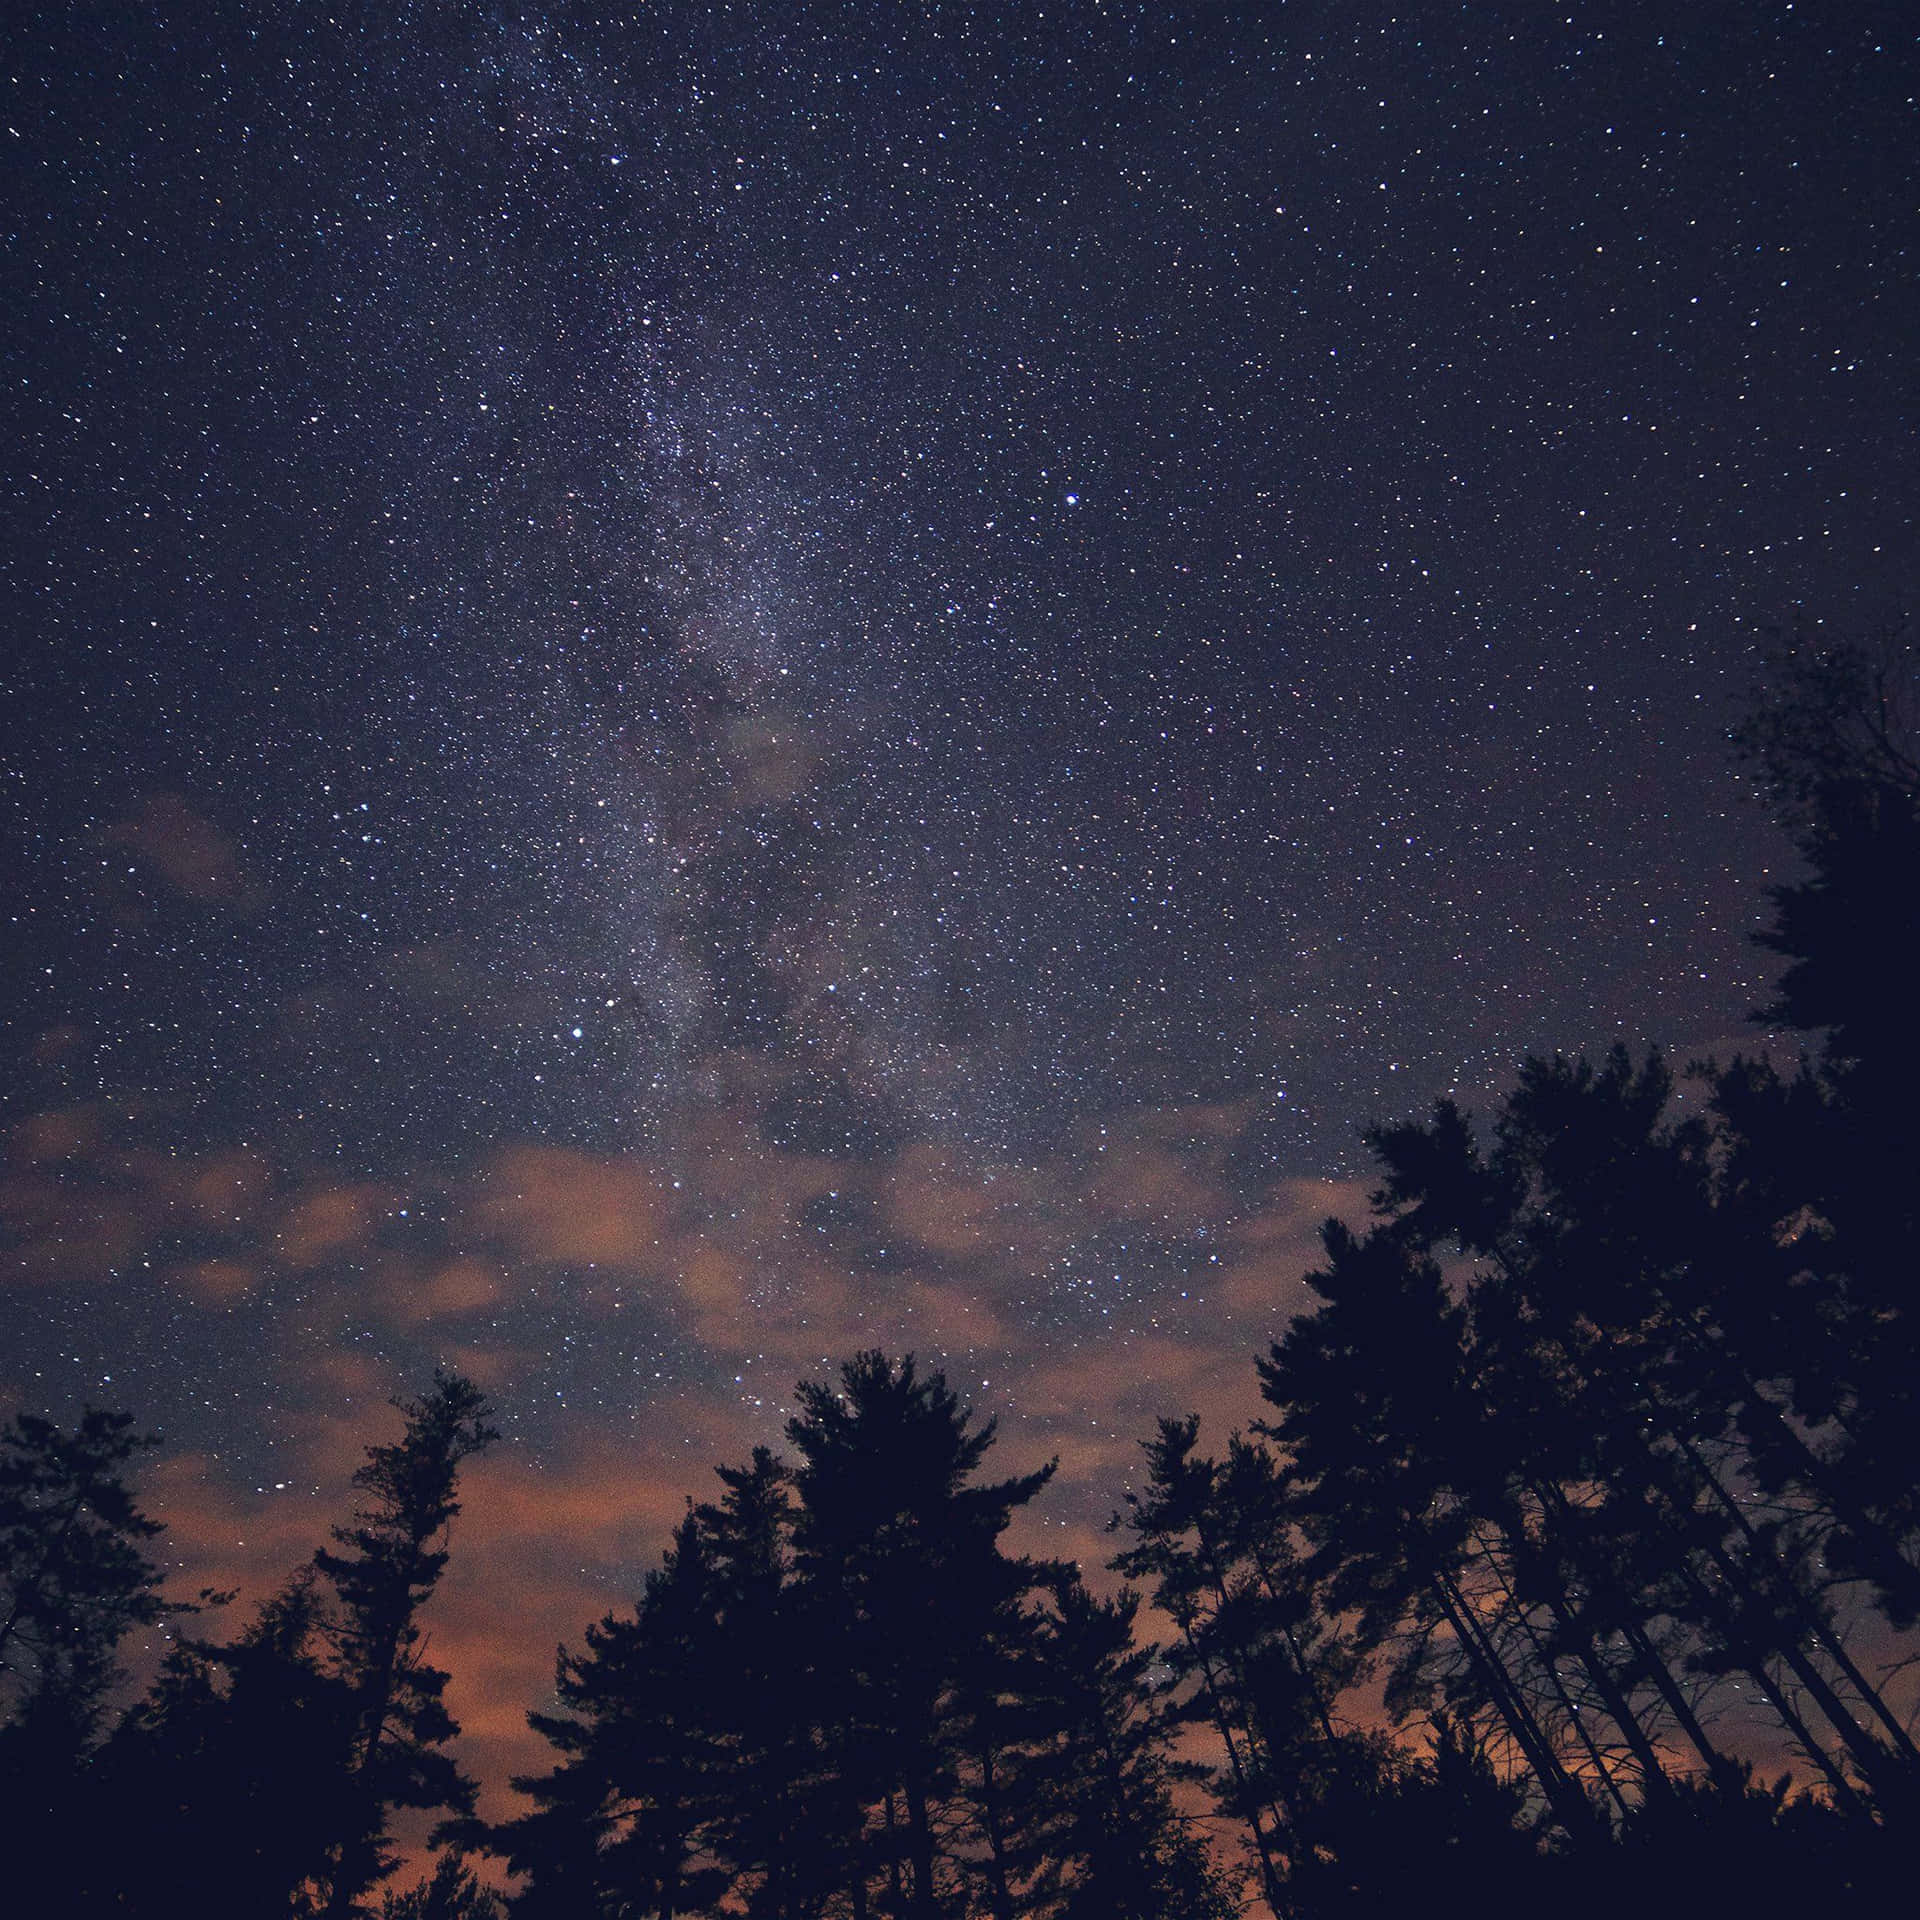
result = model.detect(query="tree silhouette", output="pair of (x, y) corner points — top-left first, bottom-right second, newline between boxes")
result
(0, 1407), (179, 1910)
(376, 1848), (504, 1919)
(1713, 628), (1920, 1630)
(97, 1569), (362, 1915)
(1015, 1569), (1237, 1920)
(785, 1350), (1057, 1919)
(1254, 1222), (1603, 1841)
(498, 1353), (1065, 1920)
(1305, 1049), (1919, 1816)
(309, 1369), (498, 1917)
(491, 1469), (780, 1918)
(0, 1408), (171, 1755)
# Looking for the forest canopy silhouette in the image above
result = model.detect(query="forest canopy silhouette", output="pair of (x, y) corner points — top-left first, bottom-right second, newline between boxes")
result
(4, 632), (1915, 1915)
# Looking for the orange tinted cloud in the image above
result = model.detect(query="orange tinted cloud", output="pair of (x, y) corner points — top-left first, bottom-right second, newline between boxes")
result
(103, 793), (262, 907)
(419, 1258), (507, 1317)
(9, 1104), (105, 1165)
(277, 1182), (393, 1267)
(0, 1166), (149, 1282)
(174, 1258), (259, 1307)
(884, 1145), (1059, 1267)
(475, 1146), (670, 1269)
(183, 1148), (278, 1229)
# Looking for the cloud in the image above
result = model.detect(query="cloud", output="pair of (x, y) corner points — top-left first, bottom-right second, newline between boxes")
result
(175, 1259), (260, 1307)
(102, 793), (263, 907)
(473, 1146), (671, 1270)
(276, 1182), (394, 1268)
(8, 1104), (106, 1165)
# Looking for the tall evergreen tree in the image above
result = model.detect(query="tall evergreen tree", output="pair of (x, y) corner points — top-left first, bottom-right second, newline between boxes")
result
(1016, 1570), (1237, 1920)
(491, 1510), (734, 1918)
(0, 1408), (171, 1755)
(1254, 1221), (1604, 1840)
(311, 1369), (498, 1917)
(785, 1351), (1056, 1920)
(1714, 628), (1920, 1627)
(98, 1570), (363, 1916)
(0, 1407), (179, 1910)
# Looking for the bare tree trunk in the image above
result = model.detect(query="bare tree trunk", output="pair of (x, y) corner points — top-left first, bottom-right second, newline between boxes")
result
(1675, 1430), (1920, 1767)
(903, 1775), (939, 1918)
(974, 1743), (1017, 1920)
(1525, 1476), (1737, 1790)
(1176, 1611), (1287, 1914)
(1468, 1529), (1635, 1819)
(1615, 1615), (1742, 1792)
(1666, 1553), (1864, 1811)
(1431, 1569), (1595, 1841)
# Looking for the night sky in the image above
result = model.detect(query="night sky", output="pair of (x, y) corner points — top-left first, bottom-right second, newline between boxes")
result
(4, 0), (1916, 1823)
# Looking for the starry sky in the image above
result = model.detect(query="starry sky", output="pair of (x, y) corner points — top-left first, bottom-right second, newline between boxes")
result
(4, 0), (1916, 1823)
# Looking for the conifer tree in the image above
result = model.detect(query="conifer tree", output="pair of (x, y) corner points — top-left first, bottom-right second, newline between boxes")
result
(0, 1408), (171, 1754)
(785, 1351), (1056, 1919)
(1018, 1570), (1237, 1920)
(96, 1571), (353, 1914)
(490, 1461), (794, 1919)
(311, 1369), (498, 1917)
(0, 1407), (178, 1910)
(1715, 628), (1920, 1628)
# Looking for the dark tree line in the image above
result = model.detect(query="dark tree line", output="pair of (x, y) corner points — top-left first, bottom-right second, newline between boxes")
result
(1, 1371), (500, 1917)
(3, 632), (1913, 1913)
(477, 1352), (1232, 1920)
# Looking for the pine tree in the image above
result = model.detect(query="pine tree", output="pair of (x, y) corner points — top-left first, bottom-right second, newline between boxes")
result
(98, 1570), (359, 1915)
(0, 1406), (184, 1912)
(785, 1351), (1056, 1919)
(1018, 1570), (1237, 1920)
(490, 1486), (764, 1918)
(1328, 1033), (1920, 1830)
(376, 1850), (504, 1919)
(1255, 1222), (1603, 1841)
(1716, 627), (1920, 1629)
(310, 1369), (498, 1917)
(0, 1408), (171, 1753)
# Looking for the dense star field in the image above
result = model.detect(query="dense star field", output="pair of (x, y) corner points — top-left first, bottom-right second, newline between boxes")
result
(4, 0), (1916, 1843)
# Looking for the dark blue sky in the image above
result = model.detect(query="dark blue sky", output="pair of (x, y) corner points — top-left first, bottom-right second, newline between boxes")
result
(2, 3), (1915, 1683)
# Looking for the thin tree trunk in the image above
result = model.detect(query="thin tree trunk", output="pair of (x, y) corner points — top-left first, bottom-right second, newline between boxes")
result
(903, 1775), (938, 1918)
(1666, 1551), (1864, 1811)
(1660, 1433), (1911, 1796)
(1545, 1608), (1662, 1809)
(1748, 1657), (1864, 1814)
(883, 1790), (904, 1912)
(1526, 1476), (1736, 1790)
(1176, 1610), (1286, 1913)
(1675, 1429), (1920, 1766)
(974, 1742), (1017, 1920)
(1430, 1568), (1594, 1840)
(1615, 1615), (1741, 1792)
(1468, 1529), (1635, 1820)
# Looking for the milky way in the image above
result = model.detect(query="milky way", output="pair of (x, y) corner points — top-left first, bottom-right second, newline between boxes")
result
(3, 0), (1916, 1810)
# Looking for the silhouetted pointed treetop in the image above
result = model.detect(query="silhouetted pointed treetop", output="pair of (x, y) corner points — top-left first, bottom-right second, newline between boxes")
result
(313, 1368), (498, 1919)
(1735, 626), (1919, 843)
(1735, 627), (1920, 1086)
(0, 1408), (173, 1754)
